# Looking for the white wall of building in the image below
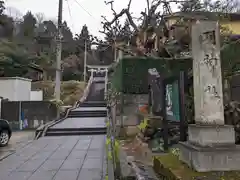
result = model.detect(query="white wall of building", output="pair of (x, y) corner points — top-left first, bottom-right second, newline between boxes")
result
(30, 90), (43, 101)
(0, 78), (15, 100)
(0, 77), (32, 101)
(15, 78), (32, 101)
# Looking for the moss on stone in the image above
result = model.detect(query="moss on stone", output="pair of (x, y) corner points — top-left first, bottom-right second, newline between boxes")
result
(153, 153), (240, 180)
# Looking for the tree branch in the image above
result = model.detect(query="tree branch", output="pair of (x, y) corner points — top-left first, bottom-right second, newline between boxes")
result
(127, 0), (133, 10)
(104, 0), (117, 16)
(105, 9), (138, 31)
(103, 0), (138, 32)
(146, 0), (150, 14)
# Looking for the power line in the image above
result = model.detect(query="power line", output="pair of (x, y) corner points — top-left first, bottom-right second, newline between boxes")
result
(66, 0), (75, 30)
(73, 0), (97, 20)
(72, 0), (103, 35)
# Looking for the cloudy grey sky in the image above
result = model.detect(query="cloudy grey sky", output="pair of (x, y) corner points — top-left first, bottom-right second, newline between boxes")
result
(5, 0), (178, 38)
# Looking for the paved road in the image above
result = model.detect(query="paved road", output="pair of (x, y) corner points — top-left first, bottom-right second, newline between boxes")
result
(0, 135), (106, 180)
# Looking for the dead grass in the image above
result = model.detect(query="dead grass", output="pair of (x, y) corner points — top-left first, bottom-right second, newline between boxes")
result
(32, 80), (86, 105)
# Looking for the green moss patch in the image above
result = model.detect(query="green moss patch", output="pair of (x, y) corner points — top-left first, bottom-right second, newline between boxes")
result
(111, 56), (192, 94)
(153, 153), (240, 180)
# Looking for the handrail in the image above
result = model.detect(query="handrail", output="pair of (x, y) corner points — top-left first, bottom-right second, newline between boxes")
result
(35, 76), (94, 139)
(78, 76), (93, 105)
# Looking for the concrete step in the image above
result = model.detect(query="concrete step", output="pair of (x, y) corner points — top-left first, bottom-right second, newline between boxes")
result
(79, 101), (107, 107)
(45, 129), (107, 136)
(47, 127), (106, 132)
(68, 110), (107, 118)
(86, 94), (105, 102)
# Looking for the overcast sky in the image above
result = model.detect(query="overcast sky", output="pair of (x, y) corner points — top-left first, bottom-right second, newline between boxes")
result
(5, 0), (179, 38)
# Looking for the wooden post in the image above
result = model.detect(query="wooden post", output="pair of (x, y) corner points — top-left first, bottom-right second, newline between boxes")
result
(162, 80), (168, 152)
(178, 71), (187, 142)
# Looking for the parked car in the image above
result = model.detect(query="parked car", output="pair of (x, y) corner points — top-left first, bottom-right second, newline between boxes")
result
(0, 119), (12, 147)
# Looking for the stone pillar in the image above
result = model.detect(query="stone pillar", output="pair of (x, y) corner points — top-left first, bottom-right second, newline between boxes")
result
(192, 21), (224, 125)
(179, 21), (240, 172)
(88, 69), (94, 78)
(117, 49), (123, 62)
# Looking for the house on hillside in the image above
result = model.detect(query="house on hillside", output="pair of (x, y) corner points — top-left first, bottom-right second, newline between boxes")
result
(154, 11), (240, 57)
(163, 11), (240, 37)
(0, 62), (43, 81)
(25, 63), (44, 82)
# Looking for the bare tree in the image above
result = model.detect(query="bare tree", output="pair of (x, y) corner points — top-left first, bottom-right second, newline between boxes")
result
(204, 0), (240, 13)
(5, 6), (22, 21)
(35, 12), (45, 26)
(99, 0), (240, 58)
(99, 0), (187, 57)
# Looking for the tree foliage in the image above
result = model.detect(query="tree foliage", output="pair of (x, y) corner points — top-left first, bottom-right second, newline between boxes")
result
(1, 0), (240, 81)
(0, 39), (30, 76)
(0, 1), (113, 80)
(74, 24), (91, 55)
(179, 0), (240, 13)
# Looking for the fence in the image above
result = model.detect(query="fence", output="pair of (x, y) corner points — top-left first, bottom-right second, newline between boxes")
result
(1, 101), (57, 130)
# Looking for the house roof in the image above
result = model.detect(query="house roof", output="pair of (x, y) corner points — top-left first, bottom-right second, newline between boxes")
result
(28, 63), (44, 72)
(164, 11), (240, 22)
(0, 60), (44, 72)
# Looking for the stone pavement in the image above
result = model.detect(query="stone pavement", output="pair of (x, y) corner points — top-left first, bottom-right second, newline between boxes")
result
(0, 135), (106, 180)
(0, 131), (35, 161)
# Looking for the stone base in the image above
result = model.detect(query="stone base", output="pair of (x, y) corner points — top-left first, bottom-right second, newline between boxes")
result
(188, 124), (235, 147)
(179, 141), (240, 172)
(118, 126), (127, 138)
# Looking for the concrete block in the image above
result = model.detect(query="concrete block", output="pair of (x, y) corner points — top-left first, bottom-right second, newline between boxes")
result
(126, 126), (139, 137)
(179, 142), (240, 172)
(188, 124), (235, 147)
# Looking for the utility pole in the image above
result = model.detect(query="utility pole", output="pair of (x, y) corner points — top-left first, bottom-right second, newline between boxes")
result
(54, 0), (63, 102)
(114, 41), (117, 62)
(83, 40), (87, 82)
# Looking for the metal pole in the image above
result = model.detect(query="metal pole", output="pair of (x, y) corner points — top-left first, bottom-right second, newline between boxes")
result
(54, 0), (63, 101)
(114, 42), (117, 62)
(84, 41), (87, 82)
(105, 69), (108, 100)
(19, 101), (22, 130)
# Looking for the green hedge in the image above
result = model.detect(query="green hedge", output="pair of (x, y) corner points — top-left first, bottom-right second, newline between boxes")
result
(111, 56), (192, 94)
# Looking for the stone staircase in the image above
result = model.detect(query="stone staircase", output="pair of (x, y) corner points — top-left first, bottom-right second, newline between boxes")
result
(45, 81), (108, 137)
